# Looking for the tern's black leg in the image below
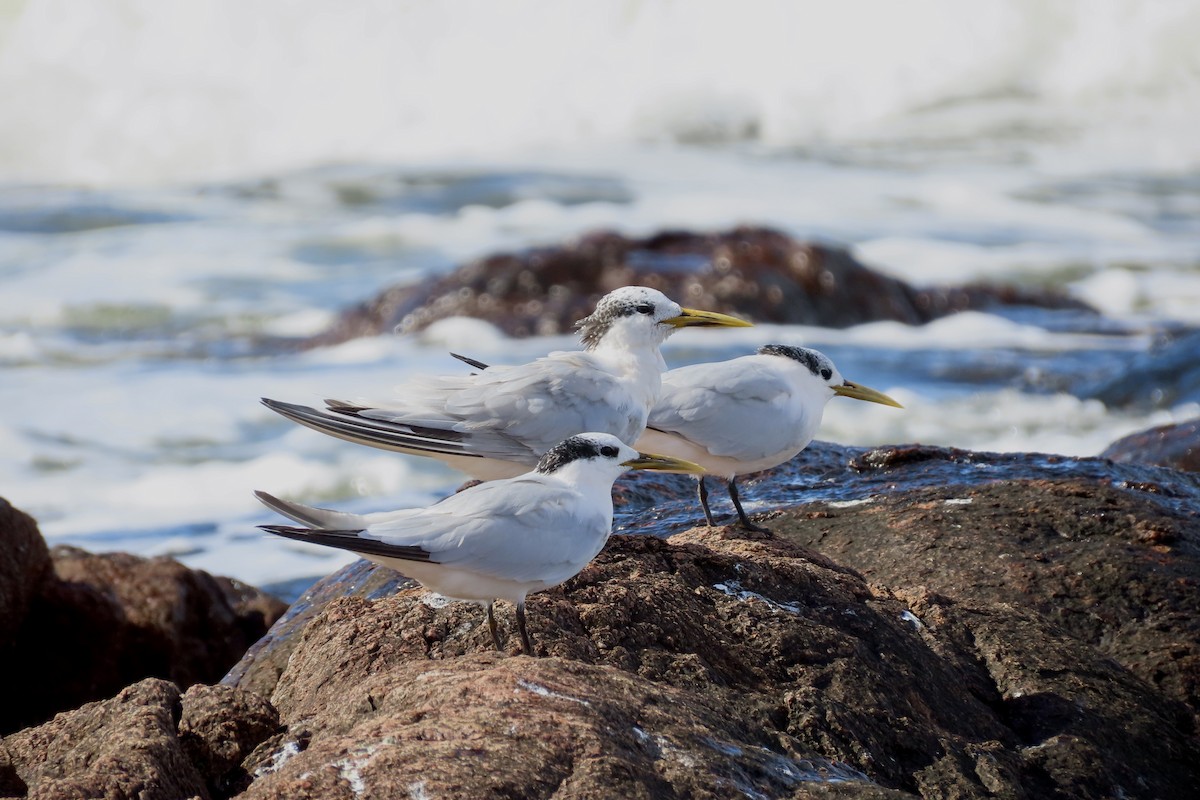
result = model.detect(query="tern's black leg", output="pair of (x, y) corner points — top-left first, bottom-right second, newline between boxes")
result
(486, 602), (503, 651)
(515, 601), (534, 656)
(697, 476), (718, 527)
(728, 479), (771, 533)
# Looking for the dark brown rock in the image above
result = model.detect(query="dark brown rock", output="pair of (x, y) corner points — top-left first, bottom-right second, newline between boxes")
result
(1102, 417), (1200, 472)
(296, 226), (1092, 347)
(898, 594), (1192, 800)
(221, 558), (409, 701)
(230, 524), (1198, 799)
(225, 442), (1200, 699)
(243, 652), (905, 800)
(0, 546), (287, 735)
(0, 740), (24, 797)
(0, 678), (209, 800)
(179, 684), (281, 799)
(47, 547), (288, 683)
(773, 477), (1200, 734)
(1082, 329), (1200, 409)
(0, 498), (51, 644)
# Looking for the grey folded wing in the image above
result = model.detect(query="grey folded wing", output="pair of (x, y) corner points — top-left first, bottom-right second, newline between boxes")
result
(369, 477), (611, 585)
(648, 360), (798, 460)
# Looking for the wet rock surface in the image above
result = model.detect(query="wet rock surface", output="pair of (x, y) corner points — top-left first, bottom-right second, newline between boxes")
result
(214, 441), (1200, 799)
(1081, 329), (1200, 409)
(221, 559), (408, 702)
(605, 440), (1200, 551)
(773, 478), (1200, 731)
(0, 506), (287, 735)
(5, 436), (1200, 798)
(1102, 417), (1200, 472)
(225, 519), (1197, 799)
(293, 226), (1092, 347)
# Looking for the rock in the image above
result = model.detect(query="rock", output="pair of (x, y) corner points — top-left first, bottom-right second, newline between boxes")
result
(0, 741), (23, 798)
(772, 473), (1200, 733)
(1102, 418), (1200, 472)
(227, 519), (1199, 798)
(291, 226), (1092, 348)
(0, 543), (287, 735)
(178, 684), (281, 799)
(1081, 329), (1200, 410)
(230, 440), (1200, 705)
(897, 595), (1193, 799)
(9, 443), (1198, 798)
(47, 547), (287, 682)
(0, 678), (282, 800)
(222, 559), (409, 701)
(243, 651), (905, 800)
(0, 498), (51, 644)
(0, 678), (209, 800)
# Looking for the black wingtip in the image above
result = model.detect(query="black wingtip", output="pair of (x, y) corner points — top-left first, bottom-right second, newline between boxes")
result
(449, 352), (491, 371)
(259, 523), (312, 537)
(260, 524), (433, 562)
(261, 397), (299, 413)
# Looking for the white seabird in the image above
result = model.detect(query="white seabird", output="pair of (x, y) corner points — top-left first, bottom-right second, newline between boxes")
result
(262, 286), (749, 479)
(635, 344), (901, 532)
(256, 432), (704, 654)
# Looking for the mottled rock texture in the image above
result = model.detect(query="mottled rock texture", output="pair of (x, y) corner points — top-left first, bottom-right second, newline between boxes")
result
(774, 473), (1200, 732)
(293, 226), (1091, 347)
(0, 678), (280, 800)
(227, 510), (1198, 799)
(1083, 329), (1200, 409)
(5, 434), (1200, 798)
(0, 500), (49, 643)
(1, 678), (209, 800)
(179, 684), (282, 799)
(0, 505), (287, 736)
(1102, 417), (1200, 472)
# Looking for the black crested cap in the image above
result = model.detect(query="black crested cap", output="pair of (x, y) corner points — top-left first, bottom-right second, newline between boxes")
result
(758, 344), (834, 381)
(536, 435), (621, 473)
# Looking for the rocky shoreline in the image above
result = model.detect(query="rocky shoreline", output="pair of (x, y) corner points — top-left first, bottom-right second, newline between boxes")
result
(0, 500), (286, 739)
(279, 226), (1094, 351)
(3, 431), (1199, 799)
(4, 227), (1200, 798)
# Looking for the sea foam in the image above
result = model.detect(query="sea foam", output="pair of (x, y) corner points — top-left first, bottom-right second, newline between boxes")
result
(2, 0), (1199, 184)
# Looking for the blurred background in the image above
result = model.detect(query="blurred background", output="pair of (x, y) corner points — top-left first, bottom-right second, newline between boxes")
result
(1, 0), (1198, 593)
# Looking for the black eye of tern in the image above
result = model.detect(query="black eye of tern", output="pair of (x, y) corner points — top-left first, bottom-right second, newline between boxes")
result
(821, 368), (833, 380)
(600, 445), (619, 458)
(635, 303), (654, 315)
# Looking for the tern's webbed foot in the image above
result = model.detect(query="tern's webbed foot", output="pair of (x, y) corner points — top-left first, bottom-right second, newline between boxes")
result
(736, 516), (773, 534)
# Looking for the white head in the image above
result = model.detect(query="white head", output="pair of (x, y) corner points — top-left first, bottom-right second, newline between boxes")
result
(758, 344), (902, 409)
(576, 286), (751, 353)
(535, 432), (704, 486)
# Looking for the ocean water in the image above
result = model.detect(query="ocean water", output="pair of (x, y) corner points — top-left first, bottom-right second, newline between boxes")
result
(1, 0), (1198, 593)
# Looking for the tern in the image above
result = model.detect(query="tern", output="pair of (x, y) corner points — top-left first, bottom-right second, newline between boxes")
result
(635, 345), (902, 532)
(256, 432), (704, 654)
(262, 286), (749, 480)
